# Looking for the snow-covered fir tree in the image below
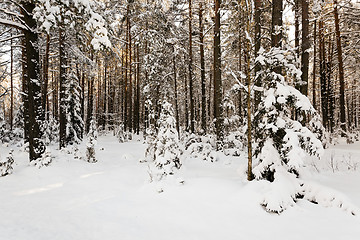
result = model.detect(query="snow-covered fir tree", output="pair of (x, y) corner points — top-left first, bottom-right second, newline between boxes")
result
(43, 116), (59, 145)
(31, 150), (52, 168)
(65, 70), (84, 145)
(146, 100), (181, 182)
(115, 123), (126, 143)
(86, 118), (98, 163)
(0, 149), (14, 177)
(252, 47), (325, 213)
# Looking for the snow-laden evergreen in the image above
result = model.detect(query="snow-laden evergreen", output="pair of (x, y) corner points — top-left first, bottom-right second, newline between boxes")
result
(43, 116), (59, 145)
(0, 149), (14, 177)
(184, 134), (216, 162)
(33, 0), (111, 50)
(252, 47), (325, 212)
(30, 150), (53, 168)
(65, 71), (84, 145)
(86, 118), (98, 163)
(115, 123), (126, 143)
(146, 101), (181, 182)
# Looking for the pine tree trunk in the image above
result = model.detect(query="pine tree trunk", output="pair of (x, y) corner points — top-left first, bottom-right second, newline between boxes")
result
(294, 0), (300, 57)
(254, 0), (262, 110)
(271, 0), (283, 76)
(300, 0), (309, 96)
(199, 2), (206, 134)
(124, 19), (129, 131)
(184, 55), (189, 130)
(271, 0), (283, 49)
(21, 37), (29, 142)
(96, 59), (101, 124)
(312, 20), (317, 108)
(10, 34), (13, 131)
(59, 23), (67, 149)
(81, 69), (85, 130)
(319, 20), (328, 129)
(188, 0), (195, 133)
(173, 52), (180, 137)
(103, 60), (107, 130)
(86, 53), (94, 133)
(128, 12), (133, 134)
(333, 0), (347, 134)
(244, 1), (253, 181)
(327, 38), (335, 133)
(214, 0), (224, 149)
(42, 34), (50, 120)
(22, 1), (45, 161)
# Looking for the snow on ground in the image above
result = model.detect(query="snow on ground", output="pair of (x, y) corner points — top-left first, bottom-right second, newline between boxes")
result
(0, 135), (360, 240)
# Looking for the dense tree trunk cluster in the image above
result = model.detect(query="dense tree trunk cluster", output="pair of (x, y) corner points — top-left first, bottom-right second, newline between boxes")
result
(0, 0), (359, 164)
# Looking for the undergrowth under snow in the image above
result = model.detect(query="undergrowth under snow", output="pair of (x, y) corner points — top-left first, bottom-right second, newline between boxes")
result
(0, 135), (359, 240)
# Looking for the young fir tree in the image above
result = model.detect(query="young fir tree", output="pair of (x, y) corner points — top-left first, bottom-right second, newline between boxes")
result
(0, 149), (14, 177)
(86, 118), (98, 163)
(43, 116), (59, 145)
(31, 150), (52, 168)
(65, 71), (84, 145)
(146, 101), (181, 182)
(252, 47), (324, 213)
(115, 123), (126, 143)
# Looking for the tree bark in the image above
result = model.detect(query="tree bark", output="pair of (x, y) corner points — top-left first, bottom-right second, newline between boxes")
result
(103, 59), (107, 130)
(10, 33), (13, 130)
(333, 0), (347, 134)
(271, 0), (283, 48)
(300, 0), (309, 96)
(21, 37), (29, 142)
(254, 0), (262, 110)
(319, 20), (328, 129)
(59, 22), (67, 149)
(173, 52), (180, 137)
(199, 2), (206, 134)
(312, 19), (317, 108)
(21, 1), (45, 161)
(42, 34), (50, 120)
(294, 0), (300, 57)
(214, 0), (224, 149)
(128, 10), (133, 134)
(188, 0), (195, 133)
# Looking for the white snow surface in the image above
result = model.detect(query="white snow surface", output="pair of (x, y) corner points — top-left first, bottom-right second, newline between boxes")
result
(0, 135), (360, 240)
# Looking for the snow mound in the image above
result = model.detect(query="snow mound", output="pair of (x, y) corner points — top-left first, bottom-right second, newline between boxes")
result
(301, 182), (359, 216)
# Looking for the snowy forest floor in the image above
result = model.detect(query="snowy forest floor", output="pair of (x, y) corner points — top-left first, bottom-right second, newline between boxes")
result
(0, 134), (360, 240)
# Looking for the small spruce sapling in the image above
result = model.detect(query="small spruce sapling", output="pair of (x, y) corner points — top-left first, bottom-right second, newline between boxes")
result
(86, 118), (98, 163)
(146, 101), (182, 181)
(185, 134), (216, 162)
(115, 123), (126, 143)
(0, 149), (15, 176)
(43, 116), (59, 145)
(30, 149), (52, 168)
